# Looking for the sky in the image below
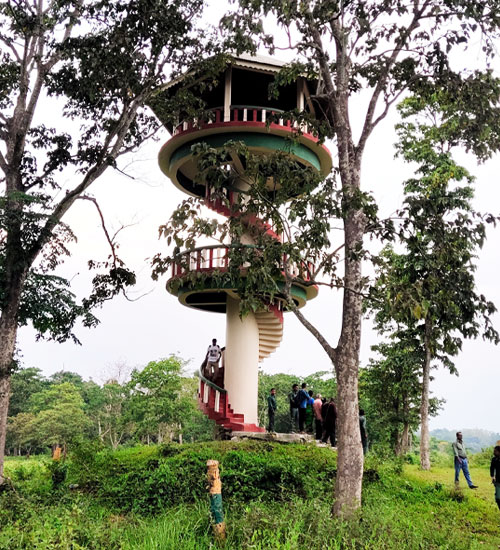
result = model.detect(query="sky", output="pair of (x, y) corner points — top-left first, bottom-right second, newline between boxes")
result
(13, 4), (500, 434)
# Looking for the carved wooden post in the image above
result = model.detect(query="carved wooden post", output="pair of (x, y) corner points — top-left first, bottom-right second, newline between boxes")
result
(207, 459), (226, 542)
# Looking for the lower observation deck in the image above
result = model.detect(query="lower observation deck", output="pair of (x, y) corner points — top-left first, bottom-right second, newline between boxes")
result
(166, 245), (318, 312)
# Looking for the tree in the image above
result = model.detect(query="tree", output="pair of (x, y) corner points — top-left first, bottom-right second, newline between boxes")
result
(24, 381), (91, 451)
(0, 0), (214, 481)
(6, 412), (39, 455)
(368, 94), (499, 469)
(99, 380), (132, 449)
(8, 366), (48, 416)
(128, 356), (185, 444)
(154, 1), (500, 515)
(360, 331), (442, 455)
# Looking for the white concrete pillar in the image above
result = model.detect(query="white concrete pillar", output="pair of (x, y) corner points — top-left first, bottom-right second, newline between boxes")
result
(225, 295), (260, 425)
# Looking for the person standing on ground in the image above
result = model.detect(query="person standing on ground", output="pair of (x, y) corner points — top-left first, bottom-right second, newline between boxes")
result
(288, 384), (299, 433)
(267, 388), (277, 433)
(297, 383), (309, 433)
(452, 431), (478, 489)
(205, 338), (221, 380)
(313, 394), (323, 440)
(490, 445), (500, 510)
(305, 390), (315, 433)
(359, 409), (368, 455)
(322, 398), (337, 447)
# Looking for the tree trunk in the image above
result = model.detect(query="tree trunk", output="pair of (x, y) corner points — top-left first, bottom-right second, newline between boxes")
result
(401, 421), (410, 455)
(420, 317), (432, 470)
(0, 316), (18, 483)
(332, 164), (365, 516)
(333, 350), (364, 516)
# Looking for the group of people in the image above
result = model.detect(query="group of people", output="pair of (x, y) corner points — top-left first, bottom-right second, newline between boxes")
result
(453, 431), (500, 511)
(267, 383), (368, 453)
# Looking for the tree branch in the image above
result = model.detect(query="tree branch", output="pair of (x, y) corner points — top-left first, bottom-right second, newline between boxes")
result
(356, 0), (433, 156)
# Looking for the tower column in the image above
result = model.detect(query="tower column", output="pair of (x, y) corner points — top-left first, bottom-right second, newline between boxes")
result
(224, 295), (260, 425)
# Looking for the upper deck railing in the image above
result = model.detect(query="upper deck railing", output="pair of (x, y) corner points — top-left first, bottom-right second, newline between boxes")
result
(172, 105), (318, 140)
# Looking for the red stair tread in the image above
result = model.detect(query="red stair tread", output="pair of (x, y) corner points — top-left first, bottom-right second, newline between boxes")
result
(198, 382), (264, 433)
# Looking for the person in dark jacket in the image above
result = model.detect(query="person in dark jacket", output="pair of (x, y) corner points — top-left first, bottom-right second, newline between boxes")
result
(267, 388), (277, 433)
(288, 384), (299, 432)
(359, 409), (368, 455)
(321, 398), (337, 447)
(490, 445), (500, 511)
(297, 383), (309, 433)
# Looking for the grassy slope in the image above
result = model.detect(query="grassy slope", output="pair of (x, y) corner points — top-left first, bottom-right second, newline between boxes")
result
(2, 449), (500, 550)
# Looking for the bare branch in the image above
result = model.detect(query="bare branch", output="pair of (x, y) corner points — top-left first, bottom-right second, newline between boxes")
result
(77, 195), (119, 266)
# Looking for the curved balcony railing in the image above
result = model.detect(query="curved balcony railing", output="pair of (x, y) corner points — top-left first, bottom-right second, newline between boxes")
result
(172, 105), (318, 140)
(169, 244), (315, 282)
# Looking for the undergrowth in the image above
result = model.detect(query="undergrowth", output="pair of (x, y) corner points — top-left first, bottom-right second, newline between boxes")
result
(1, 442), (499, 550)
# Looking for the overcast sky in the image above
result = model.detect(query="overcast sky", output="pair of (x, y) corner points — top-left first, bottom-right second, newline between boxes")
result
(14, 4), (500, 434)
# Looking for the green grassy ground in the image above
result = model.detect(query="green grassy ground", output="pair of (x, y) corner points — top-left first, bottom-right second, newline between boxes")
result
(1, 448), (499, 550)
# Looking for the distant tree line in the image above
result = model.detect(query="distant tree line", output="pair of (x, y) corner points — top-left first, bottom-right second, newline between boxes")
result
(6, 356), (213, 456)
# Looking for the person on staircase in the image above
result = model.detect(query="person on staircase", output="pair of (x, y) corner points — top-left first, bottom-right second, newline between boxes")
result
(205, 338), (221, 382)
(267, 388), (277, 433)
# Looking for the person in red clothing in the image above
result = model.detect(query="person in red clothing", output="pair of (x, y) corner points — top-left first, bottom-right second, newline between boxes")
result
(313, 394), (323, 440)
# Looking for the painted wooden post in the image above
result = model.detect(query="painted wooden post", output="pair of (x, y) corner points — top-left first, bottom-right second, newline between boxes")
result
(207, 459), (226, 542)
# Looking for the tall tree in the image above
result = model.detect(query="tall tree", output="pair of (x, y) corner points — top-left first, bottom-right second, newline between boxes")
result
(0, 0), (214, 481)
(369, 93), (499, 469)
(154, 0), (500, 515)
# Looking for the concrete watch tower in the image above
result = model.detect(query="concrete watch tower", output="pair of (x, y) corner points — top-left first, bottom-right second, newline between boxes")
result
(151, 54), (332, 432)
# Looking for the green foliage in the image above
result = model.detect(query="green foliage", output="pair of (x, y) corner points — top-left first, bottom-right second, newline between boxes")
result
(6, 360), (214, 456)
(1, 451), (499, 549)
(65, 441), (339, 514)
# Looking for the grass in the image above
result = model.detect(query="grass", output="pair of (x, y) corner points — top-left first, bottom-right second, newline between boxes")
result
(2, 447), (500, 549)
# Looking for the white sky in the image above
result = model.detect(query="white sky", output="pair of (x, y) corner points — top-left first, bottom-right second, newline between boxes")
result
(14, 4), (500, 433)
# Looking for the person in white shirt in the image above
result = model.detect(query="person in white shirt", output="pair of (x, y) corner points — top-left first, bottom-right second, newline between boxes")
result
(206, 338), (221, 380)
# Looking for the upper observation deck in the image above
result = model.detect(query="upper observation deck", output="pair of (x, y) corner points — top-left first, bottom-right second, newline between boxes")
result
(149, 54), (332, 198)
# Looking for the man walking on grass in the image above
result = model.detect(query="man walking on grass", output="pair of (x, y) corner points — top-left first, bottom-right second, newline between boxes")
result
(452, 431), (478, 489)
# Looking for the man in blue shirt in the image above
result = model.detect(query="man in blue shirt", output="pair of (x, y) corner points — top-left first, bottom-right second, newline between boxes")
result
(297, 382), (309, 433)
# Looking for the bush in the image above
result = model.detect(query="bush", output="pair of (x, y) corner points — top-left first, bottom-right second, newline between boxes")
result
(64, 441), (341, 514)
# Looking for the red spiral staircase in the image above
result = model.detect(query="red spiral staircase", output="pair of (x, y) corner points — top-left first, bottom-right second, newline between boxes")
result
(195, 189), (285, 432)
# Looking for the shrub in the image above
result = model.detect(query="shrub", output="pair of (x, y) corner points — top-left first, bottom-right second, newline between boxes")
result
(65, 441), (342, 514)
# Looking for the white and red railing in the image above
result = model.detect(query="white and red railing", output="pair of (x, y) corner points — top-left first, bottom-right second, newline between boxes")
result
(172, 105), (318, 140)
(169, 244), (315, 283)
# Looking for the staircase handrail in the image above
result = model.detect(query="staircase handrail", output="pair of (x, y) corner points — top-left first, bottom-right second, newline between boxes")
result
(197, 365), (227, 394)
